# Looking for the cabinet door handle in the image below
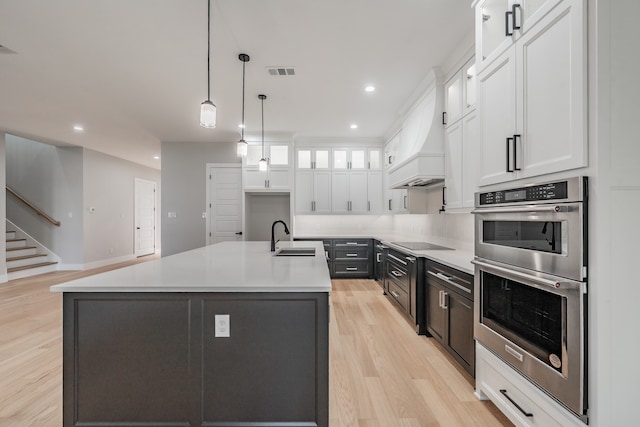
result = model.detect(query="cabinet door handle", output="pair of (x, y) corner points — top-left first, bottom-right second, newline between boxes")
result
(368, 201), (371, 212)
(312, 161), (316, 169)
(500, 389), (533, 417)
(506, 137), (514, 172)
(388, 199), (392, 211)
(442, 292), (448, 309)
(512, 4), (522, 30)
(403, 195), (407, 209)
(505, 10), (514, 36)
(376, 253), (382, 262)
(438, 290), (443, 308)
(442, 111), (447, 125)
(513, 134), (521, 171)
(325, 250), (330, 260)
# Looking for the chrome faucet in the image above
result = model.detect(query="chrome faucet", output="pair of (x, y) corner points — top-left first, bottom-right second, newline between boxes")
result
(270, 220), (290, 252)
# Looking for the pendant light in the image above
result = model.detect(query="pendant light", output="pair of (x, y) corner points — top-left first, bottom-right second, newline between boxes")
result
(258, 94), (268, 172)
(236, 53), (250, 157)
(200, 0), (216, 128)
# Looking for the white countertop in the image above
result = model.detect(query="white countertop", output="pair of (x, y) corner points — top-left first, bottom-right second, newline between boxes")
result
(51, 241), (332, 293)
(295, 231), (475, 275)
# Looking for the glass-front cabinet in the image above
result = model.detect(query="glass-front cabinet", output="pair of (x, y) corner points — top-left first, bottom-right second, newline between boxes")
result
(245, 143), (290, 168)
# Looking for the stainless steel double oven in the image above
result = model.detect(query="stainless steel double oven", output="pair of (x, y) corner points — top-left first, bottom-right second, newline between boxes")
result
(472, 176), (588, 422)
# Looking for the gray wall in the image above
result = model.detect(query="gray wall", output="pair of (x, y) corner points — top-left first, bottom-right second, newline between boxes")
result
(6, 135), (85, 265)
(6, 135), (160, 268)
(0, 133), (6, 281)
(245, 193), (291, 242)
(83, 149), (161, 265)
(161, 141), (239, 256)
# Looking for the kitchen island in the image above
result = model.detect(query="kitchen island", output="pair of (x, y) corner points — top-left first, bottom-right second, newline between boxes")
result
(51, 241), (331, 427)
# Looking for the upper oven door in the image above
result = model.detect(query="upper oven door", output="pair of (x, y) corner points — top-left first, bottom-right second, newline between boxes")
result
(473, 202), (585, 281)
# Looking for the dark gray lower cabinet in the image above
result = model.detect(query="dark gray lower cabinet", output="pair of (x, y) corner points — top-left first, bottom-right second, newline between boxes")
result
(384, 247), (425, 334)
(425, 260), (475, 376)
(295, 238), (373, 279)
(63, 292), (329, 427)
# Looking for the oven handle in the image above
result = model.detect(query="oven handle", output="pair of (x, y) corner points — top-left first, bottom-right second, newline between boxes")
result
(471, 205), (568, 214)
(472, 259), (573, 290)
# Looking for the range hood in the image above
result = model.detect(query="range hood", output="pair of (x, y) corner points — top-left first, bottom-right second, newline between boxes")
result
(389, 69), (445, 189)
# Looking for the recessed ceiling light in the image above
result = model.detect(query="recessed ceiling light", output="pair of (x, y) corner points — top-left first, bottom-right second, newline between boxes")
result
(350, 124), (358, 129)
(73, 125), (84, 132)
(365, 86), (375, 92)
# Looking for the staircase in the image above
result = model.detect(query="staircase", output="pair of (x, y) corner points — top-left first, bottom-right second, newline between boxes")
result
(6, 229), (59, 280)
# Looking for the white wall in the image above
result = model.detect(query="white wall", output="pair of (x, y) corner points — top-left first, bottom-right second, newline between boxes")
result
(82, 149), (161, 267)
(245, 193), (291, 242)
(161, 140), (240, 256)
(0, 132), (6, 282)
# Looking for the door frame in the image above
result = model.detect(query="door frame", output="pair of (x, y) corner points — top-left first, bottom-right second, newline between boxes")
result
(134, 177), (157, 257)
(205, 163), (243, 245)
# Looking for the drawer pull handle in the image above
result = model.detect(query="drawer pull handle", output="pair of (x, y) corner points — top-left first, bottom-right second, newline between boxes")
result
(346, 242), (359, 245)
(505, 344), (524, 362)
(390, 291), (400, 298)
(391, 270), (405, 277)
(346, 267), (358, 271)
(346, 253), (358, 257)
(387, 254), (408, 265)
(500, 389), (533, 418)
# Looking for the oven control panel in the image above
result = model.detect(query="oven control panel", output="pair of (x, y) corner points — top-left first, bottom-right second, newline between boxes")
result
(478, 181), (570, 206)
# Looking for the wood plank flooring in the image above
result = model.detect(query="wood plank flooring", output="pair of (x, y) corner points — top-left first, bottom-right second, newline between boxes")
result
(0, 263), (511, 426)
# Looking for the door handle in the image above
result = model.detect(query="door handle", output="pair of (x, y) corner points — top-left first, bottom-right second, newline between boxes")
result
(136, 227), (141, 230)
(235, 231), (243, 235)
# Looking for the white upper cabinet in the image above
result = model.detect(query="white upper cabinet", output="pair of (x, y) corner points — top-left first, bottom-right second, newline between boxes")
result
(294, 145), (383, 214)
(476, 0), (586, 186)
(243, 142), (292, 190)
(296, 148), (330, 169)
(444, 57), (477, 128)
(476, 0), (564, 71)
(245, 143), (290, 168)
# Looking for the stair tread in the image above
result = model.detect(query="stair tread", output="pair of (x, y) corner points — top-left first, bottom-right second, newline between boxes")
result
(7, 253), (47, 262)
(7, 261), (58, 273)
(7, 246), (37, 251)
(7, 238), (27, 242)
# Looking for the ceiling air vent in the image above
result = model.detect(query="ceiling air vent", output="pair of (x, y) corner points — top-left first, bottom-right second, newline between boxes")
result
(267, 67), (296, 76)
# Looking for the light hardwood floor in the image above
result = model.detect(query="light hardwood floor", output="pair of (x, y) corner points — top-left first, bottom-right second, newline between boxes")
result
(0, 262), (511, 427)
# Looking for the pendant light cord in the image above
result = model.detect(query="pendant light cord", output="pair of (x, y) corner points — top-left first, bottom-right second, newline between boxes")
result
(261, 96), (265, 157)
(207, 0), (211, 101)
(241, 60), (246, 140)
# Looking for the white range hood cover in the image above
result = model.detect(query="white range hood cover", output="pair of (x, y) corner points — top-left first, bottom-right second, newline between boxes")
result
(389, 69), (445, 189)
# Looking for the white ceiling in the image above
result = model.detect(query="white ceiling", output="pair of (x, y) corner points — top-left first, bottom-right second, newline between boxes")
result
(0, 0), (473, 169)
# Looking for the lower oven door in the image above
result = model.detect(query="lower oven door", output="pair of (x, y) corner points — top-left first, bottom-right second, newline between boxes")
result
(473, 258), (587, 418)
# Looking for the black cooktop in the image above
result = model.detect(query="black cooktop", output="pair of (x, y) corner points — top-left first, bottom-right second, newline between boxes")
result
(392, 242), (454, 251)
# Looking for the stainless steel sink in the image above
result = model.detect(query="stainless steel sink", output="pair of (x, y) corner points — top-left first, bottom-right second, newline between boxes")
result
(274, 247), (316, 256)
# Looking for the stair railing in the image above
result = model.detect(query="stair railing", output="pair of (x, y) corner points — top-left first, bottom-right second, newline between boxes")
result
(6, 186), (61, 227)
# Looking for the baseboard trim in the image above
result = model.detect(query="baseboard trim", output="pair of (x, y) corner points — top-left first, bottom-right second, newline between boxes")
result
(58, 254), (138, 272)
(0, 273), (8, 284)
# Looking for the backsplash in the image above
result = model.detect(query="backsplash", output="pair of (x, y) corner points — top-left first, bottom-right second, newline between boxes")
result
(294, 212), (474, 250)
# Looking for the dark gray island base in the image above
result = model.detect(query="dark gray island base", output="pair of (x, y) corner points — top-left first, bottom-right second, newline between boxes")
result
(62, 291), (329, 427)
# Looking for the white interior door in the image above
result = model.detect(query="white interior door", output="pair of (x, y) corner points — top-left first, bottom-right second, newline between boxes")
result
(134, 178), (156, 257)
(207, 165), (242, 244)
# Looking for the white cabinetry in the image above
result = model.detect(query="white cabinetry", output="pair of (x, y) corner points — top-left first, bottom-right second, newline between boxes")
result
(294, 146), (382, 214)
(476, 343), (586, 427)
(243, 142), (292, 190)
(476, 0), (587, 186)
(295, 170), (331, 214)
(443, 57), (479, 210)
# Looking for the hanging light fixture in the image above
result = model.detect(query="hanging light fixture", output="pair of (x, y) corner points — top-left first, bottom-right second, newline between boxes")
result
(258, 94), (268, 172)
(236, 53), (250, 157)
(200, 0), (216, 128)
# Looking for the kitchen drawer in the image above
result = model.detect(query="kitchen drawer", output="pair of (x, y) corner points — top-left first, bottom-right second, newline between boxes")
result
(386, 258), (409, 291)
(333, 239), (370, 247)
(333, 260), (370, 276)
(387, 280), (409, 312)
(476, 344), (585, 427)
(334, 247), (368, 260)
